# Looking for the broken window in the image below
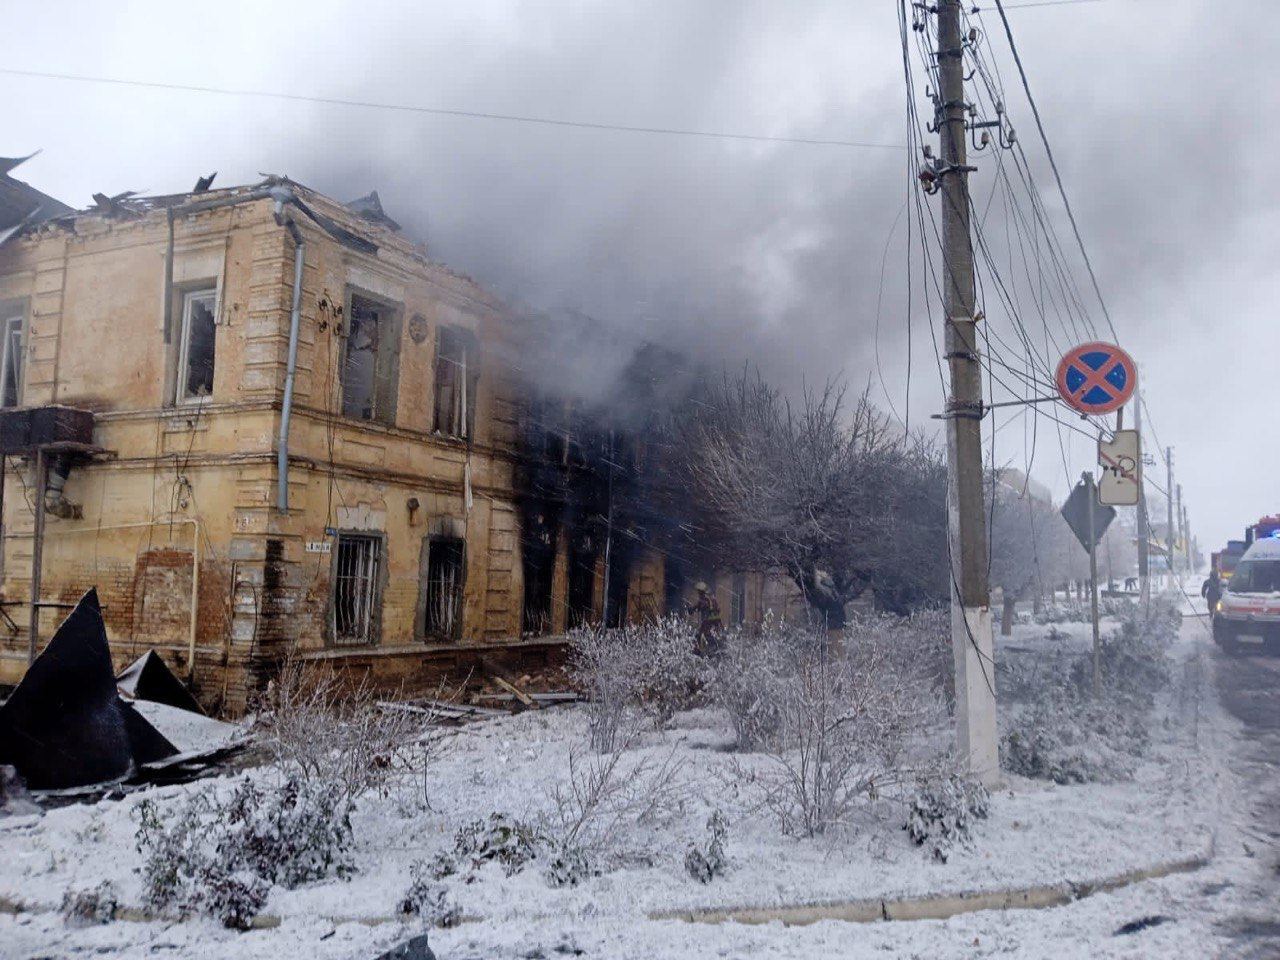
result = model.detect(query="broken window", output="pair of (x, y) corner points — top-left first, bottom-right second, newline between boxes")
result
(342, 292), (402, 425)
(521, 513), (557, 637)
(332, 533), (382, 645)
(422, 537), (465, 640)
(176, 288), (217, 402)
(605, 541), (632, 629)
(0, 312), (23, 408)
(433, 325), (480, 440)
(567, 531), (596, 629)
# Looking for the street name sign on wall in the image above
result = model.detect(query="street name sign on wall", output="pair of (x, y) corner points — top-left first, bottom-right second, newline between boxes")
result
(1055, 342), (1137, 416)
(1097, 429), (1142, 506)
(1060, 479), (1116, 551)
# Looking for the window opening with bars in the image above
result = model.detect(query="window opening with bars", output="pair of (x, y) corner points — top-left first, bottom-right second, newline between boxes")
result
(423, 537), (465, 639)
(332, 533), (382, 645)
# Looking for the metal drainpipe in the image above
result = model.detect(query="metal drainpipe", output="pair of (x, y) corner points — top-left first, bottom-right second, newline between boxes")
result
(277, 220), (305, 512)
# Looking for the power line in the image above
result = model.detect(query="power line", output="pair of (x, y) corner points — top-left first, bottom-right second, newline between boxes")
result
(0, 67), (904, 151)
(989, 1), (1120, 342)
(996, 0), (1105, 9)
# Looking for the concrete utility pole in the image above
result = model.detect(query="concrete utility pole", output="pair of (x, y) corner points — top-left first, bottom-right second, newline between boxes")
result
(1134, 397), (1150, 609)
(1166, 447), (1175, 583)
(1176, 484), (1184, 574)
(936, 0), (997, 785)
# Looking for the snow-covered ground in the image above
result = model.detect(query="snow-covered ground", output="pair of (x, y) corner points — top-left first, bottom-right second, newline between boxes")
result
(0, 607), (1247, 959)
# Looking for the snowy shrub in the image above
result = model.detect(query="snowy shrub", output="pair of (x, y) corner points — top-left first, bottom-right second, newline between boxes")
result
(201, 871), (270, 932)
(747, 620), (947, 837)
(545, 745), (686, 856)
(59, 881), (119, 926)
(442, 813), (544, 878)
(1034, 602), (1088, 625)
(631, 616), (705, 730)
(398, 861), (461, 927)
(683, 810), (729, 883)
(1001, 598), (1178, 785)
(566, 628), (640, 753)
(135, 775), (354, 929)
(711, 622), (787, 750)
(543, 843), (598, 888)
(904, 776), (989, 863)
(254, 660), (430, 809)
(567, 616), (705, 749)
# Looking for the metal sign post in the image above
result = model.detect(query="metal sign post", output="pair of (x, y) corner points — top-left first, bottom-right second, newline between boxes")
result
(1085, 471), (1101, 696)
(1061, 474), (1113, 696)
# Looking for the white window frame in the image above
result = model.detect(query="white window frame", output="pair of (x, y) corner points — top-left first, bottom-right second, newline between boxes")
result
(176, 287), (217, 404)
(0, 312), (24, 409)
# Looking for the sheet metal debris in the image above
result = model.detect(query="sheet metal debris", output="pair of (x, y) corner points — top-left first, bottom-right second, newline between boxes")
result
(0, 589), (178, 790)
(117, 650), (205, 715)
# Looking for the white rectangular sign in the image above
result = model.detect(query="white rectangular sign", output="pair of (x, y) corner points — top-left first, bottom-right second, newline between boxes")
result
(1097, 430), (1141, 506)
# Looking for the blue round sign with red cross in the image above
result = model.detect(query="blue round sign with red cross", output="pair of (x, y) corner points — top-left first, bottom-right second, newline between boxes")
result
(1055, 341), (1137, 415)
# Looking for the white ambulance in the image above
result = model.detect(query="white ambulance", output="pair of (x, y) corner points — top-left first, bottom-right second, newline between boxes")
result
(1214, 534), (1280, 652)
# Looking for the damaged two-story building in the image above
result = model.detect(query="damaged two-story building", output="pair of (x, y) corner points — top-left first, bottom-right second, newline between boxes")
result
(0, 170), (697, 713)
(0, 163), (812, 714)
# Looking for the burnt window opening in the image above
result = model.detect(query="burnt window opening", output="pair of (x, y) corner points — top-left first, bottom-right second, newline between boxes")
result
(567, 532), (596, 630)
(521, 514), (557, 637)
(342, 291), (402, 425)
(177, 288), (216, 402)
(604, 543), (632, 629)
(0, 311), (23, 409)
(332, 533), (382, 646)
(433, 325), (480, 440)
(422, 537), (465, 640)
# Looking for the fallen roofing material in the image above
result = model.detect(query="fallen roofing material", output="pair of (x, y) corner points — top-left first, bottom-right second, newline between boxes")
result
(0, 589), (178, 790)
(117, 649), (205, 715)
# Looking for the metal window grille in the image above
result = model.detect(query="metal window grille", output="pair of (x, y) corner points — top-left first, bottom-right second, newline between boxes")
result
(333, 534), (381, 645)
(424, 538), (465, 639)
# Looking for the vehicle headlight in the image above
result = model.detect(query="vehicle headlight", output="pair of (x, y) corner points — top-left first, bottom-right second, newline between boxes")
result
(1215, 600), (1223, 613)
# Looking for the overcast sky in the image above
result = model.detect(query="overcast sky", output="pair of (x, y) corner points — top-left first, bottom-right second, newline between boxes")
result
(2, 0), (1275, 554)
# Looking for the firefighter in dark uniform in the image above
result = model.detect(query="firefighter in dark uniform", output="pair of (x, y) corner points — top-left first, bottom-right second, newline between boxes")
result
(1202, 570), (1222, 612)
(689, 581), (723, 655)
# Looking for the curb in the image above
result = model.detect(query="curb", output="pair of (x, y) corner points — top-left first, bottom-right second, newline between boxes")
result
(648, 850), (1211, 927)
(0, 850), (1211, 933)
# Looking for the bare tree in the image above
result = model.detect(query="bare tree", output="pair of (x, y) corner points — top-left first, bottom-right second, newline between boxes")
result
(677, 371), (948, 623)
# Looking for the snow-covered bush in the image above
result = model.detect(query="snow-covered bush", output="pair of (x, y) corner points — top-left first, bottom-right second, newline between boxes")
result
(1034, 602), (1088, 625)
(443, 813), (543, 878)
(135, 775), (354, 929)
(566, 628), (641, 753)
(711, 621), (788, 750)
(904, 776), (989, 862)
(254, 661), (429, 808)
(1000, 602), (1176, 784)
(544, 745), (686, 867)
(398, 861), (461, 927)
(566, 616), (705, 749)
(684, 810), (729, 883)
(59, 881), (119, 926)
(745, 620), (948, 837)
(543, 843), (598, 889)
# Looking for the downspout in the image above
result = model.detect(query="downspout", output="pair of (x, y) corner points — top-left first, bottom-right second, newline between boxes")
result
(277, 217), (305, 512)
